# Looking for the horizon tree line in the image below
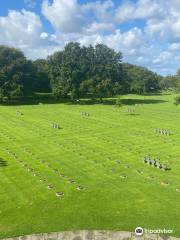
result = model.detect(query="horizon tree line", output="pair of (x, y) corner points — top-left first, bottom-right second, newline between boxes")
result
(0, 43), (179, 101)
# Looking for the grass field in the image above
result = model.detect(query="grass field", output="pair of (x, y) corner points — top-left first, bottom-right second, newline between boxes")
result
(0, 93), (180, 238)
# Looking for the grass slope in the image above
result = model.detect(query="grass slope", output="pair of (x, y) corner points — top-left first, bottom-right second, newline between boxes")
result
(0, 93), (180, 238)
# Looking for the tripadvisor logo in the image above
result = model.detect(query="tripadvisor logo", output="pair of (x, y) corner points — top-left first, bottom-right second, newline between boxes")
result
(135, 227), (173, 236)
(135, 227), (144, 236)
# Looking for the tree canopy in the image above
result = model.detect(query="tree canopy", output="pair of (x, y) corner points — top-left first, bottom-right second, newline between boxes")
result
(0, 43), (178, 101)
(48, 42), (124, 100)
(122, 63), (162, 94)
(0, 46), (36, 99)
(160, 69), (180, 92)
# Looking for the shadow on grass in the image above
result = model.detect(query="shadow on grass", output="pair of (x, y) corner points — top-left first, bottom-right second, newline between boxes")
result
(0, 96), (167, 106)
(0, 97), (70, 106)
(57, 98), (167, 106)
(125, 113), (140, 116)
(0, 158), (8, 167)
(121, 98), (167, 105)
(142, 92), (172, 96)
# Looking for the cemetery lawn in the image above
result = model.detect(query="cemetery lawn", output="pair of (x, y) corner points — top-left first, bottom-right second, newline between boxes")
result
(0, 93), (180, 238)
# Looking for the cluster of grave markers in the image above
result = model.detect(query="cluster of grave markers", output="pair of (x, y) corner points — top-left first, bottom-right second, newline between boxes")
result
(1, 106), (179, 199)
(81, 112), (90, 117)
(38, 152), (85, 191)
(135, 104), (144, 106)
(16, 110), (24, 116)
(51, 123), (61, 129)
(4, 145), (85, 199)
(2, 121), (88, 194)
(5, 141), (180, 193)
(35, 123), (175, 188)
(2, 124), (143, 189)
(0, 131), (15, 142)
(142, 156), (170, 171)
(114, 103), (143, 111)
(119, 163), (180, 192)
(120, 173), (127, 179)
(126, 104), (144, 114)
(39, 159), (84, 191)
(155, 128), (171, 135)
(117, 105), (178, 191)
(127, 108), (135, 113)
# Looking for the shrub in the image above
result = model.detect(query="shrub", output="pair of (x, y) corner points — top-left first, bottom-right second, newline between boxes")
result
(174, 95), (180, 105)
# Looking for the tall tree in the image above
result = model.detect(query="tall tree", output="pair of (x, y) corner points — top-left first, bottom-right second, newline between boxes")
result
(48, 43), (124, 100)
(81, 44), (123, 100)
(33, 59), (50, 93)
(122, 63), (161, 94)
(0, 46), (36, 99)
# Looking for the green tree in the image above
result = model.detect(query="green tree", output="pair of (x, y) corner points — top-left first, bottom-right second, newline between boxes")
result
(122, 63), (161, 94)
(49, 43), (124, 100)
(174, 95), (180, 105)
(80, 44), (123, 100)
(33, 59), (50, 93)
(48, 43), (84, 99)
(0, 46), (36, 99)
(160, 75), (178, 90)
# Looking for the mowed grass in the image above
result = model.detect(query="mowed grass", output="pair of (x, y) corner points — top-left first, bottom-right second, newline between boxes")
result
(0, 93), (180, 238)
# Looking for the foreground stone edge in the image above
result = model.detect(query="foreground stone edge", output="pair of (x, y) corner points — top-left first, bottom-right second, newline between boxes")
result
(2, 231), (180, 240)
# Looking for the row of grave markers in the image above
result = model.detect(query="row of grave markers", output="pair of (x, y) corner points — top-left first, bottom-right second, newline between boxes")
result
(142, 156), (171, 171)
(1, 131), (180, 195)
(3, 106), (179, 195)
(155, 128), (172, 135)
(5, 144), (180, 193)
(81, 112), (90, 117)
(4, 145), (85, 200)
(51, 123), (61, 129)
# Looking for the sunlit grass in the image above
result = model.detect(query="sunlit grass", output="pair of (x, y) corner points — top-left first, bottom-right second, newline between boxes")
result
(0, 93), (180, 238)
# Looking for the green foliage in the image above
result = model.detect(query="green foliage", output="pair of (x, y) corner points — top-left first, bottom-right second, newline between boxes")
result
(48, 42), (124, 100)
(174, 95), (180, 105)
(160, 70), (180, 92)
(1, 43), (177, 100)
(0, 46), (36, 99)
(33, 59), (50, 93)
(122, 63), (161, 94)
(160, 75), (178, 90)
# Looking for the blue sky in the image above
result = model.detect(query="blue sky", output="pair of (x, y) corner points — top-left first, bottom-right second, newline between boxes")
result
(0, 0), (180, 76)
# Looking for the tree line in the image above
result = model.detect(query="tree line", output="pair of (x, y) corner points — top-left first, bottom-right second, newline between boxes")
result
(159, 70), (180, 92)
(0, 43), (179, 101)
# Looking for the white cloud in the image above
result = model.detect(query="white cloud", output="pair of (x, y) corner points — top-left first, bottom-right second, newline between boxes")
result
(40, 32), (49, 39)
(152, 51), (173, 64)
(52, 27), (145, 51)
(140, 0), (180, 42)
(41, 0), (115, 34)
(115, 0), (163, 23)
(24, 45), (61, 59)
(145, 17), (180, 41)
(0, 9), (60, 59)
(24, 0), (36, 9)
(169, 43), (180, 51)
(41, 0), (180, 44)
(0, 10), (42, 47)
(0, 0), (179, 75)
(97, 28), (145, 52)
(86, 22), (115, 34)
(42, 0), (84, 33)
(82, 0), (114, 22)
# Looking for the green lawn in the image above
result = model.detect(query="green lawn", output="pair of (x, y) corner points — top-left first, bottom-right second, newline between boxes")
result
(0, 93), (180, 238)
